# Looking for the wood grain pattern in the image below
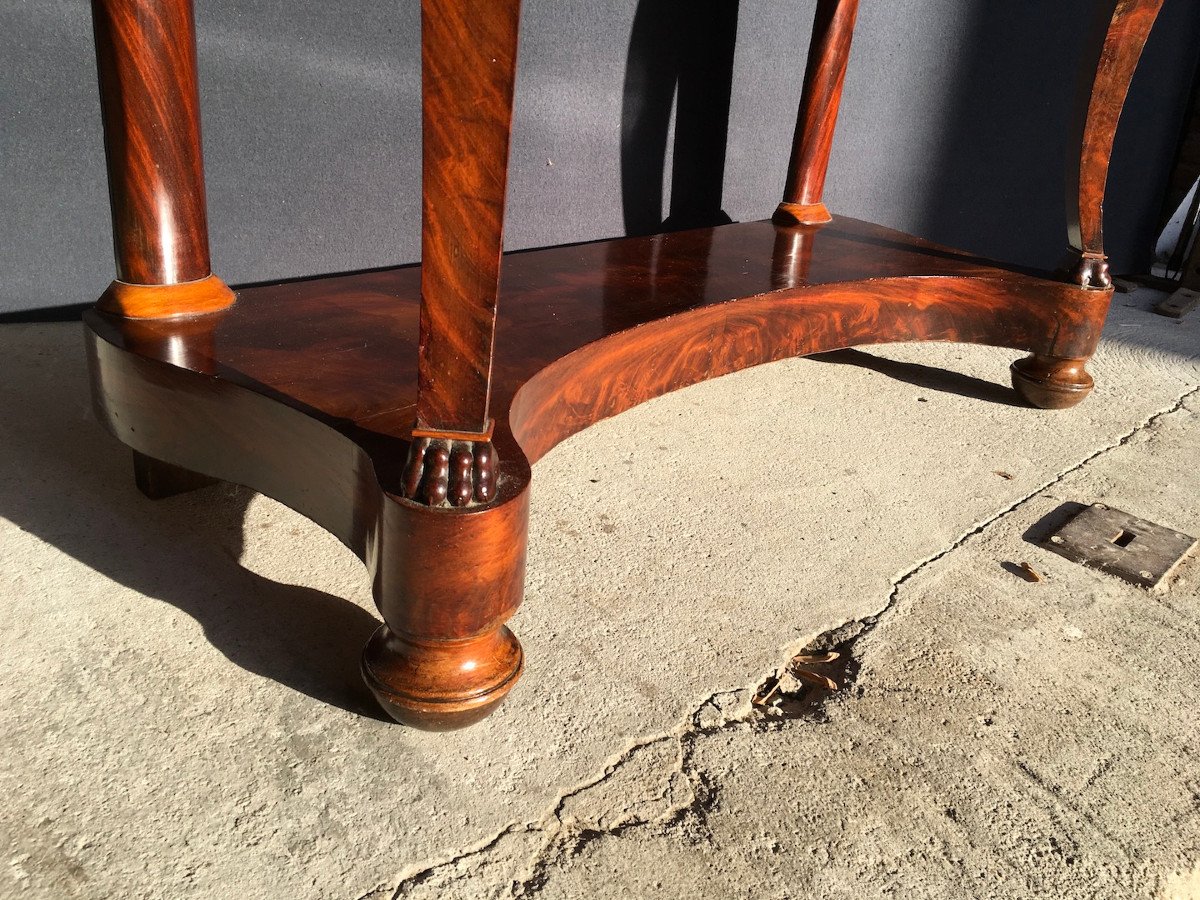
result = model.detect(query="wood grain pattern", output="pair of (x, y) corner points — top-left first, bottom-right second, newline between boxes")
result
(91, 0), (220, 292)
(1010, 355), (1095, 410)
(86, 216), (1114, 725)
(1068, 0), (1166, 287)
(97, 276), (236, 319)
(85, 0), (1161, 730)
(417, 0), (522, 436)
(775, 0), (860, 227)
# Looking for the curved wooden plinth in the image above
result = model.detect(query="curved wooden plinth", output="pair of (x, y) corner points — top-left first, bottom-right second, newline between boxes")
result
(83, 216), (1112, 728)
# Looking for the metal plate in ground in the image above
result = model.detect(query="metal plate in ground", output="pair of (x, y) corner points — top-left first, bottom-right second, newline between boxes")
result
(1042, 504), (1197, 590)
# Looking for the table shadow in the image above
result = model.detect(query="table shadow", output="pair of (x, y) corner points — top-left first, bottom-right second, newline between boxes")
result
(0, 324), (388, 720)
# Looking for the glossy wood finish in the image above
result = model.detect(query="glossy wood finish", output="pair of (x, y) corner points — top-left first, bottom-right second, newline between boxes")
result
(775, 0), (860, 227)
(84, 0), (1166, 729)
(87, 216), (1115, 727)
(91, 0), (227, 298)
(1010, 356), (1095, 410)
(97, 275), (236, 319)
(1068, 0), (1167, 288)
(417, 0), (522, 436)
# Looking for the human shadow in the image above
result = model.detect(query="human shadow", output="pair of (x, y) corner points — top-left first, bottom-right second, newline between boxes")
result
(619, 0), (739, 237)
(604, 0), (740, 335)
(1, 325), (387, 720)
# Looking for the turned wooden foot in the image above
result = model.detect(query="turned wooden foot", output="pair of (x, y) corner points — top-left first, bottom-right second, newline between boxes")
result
(361, 625), (524, 730)
(132, 450), (217, 499)
(1011, 355), (1095, 409)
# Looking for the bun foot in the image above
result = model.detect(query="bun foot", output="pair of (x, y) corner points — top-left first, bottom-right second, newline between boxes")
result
(361, 625), (524, 730)
(132, 450), (218, 499)
(1011, 355), (1094, 410)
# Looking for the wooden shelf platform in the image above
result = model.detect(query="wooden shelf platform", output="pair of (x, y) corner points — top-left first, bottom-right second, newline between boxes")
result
(86, 216), (1107, 492)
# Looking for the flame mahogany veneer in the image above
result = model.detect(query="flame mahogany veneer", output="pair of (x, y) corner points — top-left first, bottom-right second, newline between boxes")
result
(85, 0), (1164, 728)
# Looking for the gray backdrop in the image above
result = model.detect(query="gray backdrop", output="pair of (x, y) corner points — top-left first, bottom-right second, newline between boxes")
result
(3, 0), (1200, 317)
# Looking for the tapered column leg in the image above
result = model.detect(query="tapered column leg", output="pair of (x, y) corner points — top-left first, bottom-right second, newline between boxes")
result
(370, 0), (525, 727)
(1014, 0), (1164, 409)
(91, 0), (233, 318)
(774, 0), (860, 227)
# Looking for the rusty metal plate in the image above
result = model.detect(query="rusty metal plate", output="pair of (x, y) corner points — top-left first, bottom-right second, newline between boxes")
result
(1156, 287), (1200, 320)
(1042, 504), (1197, 590)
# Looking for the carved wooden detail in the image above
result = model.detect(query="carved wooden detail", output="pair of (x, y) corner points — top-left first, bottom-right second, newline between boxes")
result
(84, 0), (1167, 729)
(1067, 0), (1167, 287)
(402, 434), (499, 507)
(1010, 355), (1096, 410)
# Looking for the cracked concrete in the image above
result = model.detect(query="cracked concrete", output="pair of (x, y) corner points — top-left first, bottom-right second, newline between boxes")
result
(0, 290), (1197, 898)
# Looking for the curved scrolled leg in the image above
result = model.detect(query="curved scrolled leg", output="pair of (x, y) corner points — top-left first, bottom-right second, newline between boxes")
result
(775, 0), (860, 227)
(1067, 0), (1166, 283)
(1011, 355), (1094, 410)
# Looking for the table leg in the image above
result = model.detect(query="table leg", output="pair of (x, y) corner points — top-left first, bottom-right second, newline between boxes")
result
(367, 0), (529, 728)
(1013, 0), (1166, 409)
(90, 0), (233, 318)
(774, 0), (860, 227)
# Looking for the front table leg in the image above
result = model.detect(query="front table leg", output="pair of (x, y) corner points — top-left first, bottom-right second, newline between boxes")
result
(362, 478), (530, 730)
(1012, 0), (1165, 409)
(362, 0), (526, 728)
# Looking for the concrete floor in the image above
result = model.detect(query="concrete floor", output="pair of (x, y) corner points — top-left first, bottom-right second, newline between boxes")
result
(1, 290), (1197, 899)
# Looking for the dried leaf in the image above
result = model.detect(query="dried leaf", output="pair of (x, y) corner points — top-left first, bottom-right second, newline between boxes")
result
(786, 651), (842, 692)
(1018, 562), (1043, 583)
(789, 651), (840, 667)
(752, 675), (781, 707)
(791, 669), (839, 691)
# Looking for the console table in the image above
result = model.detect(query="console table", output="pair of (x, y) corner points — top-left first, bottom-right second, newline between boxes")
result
(84, 0), (1166, 729)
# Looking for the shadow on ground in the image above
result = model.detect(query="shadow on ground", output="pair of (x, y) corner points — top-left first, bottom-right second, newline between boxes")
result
(0, 325), (386, 719)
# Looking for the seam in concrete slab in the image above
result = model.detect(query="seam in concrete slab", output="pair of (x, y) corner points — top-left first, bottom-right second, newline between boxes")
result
(382, 383), (1199, 900)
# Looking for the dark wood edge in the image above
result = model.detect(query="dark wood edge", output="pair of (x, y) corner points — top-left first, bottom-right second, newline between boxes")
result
(84, 322), (532, 635)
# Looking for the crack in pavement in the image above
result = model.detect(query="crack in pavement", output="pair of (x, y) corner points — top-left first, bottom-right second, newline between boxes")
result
(383, 384), (1200, 900)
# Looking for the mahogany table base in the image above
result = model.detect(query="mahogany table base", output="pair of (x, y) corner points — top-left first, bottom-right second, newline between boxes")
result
(84, 215), (1110, 728)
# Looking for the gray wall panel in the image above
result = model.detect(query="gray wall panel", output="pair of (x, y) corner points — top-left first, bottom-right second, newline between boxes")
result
(2, 1), (1198, 315)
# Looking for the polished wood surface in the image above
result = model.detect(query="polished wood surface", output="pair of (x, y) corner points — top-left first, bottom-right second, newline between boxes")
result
(1068, 0), (1167, 288)
(97, 275), (236, 319)
(417, 0), (521, 436)
(775, 0), (859, 227)
(84, 0), (1166, 729)
(86, 216), (1114, 727)
(1010, 355), (1095, 410)
(88, 216), (1114, 468)
(92, 0), (216, 287)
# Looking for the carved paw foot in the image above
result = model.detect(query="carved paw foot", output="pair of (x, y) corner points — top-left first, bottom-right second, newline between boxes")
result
(1011, 355), (1094, 410)
(1070, 253), (1112, 290)
(402, 436), (498, 506)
